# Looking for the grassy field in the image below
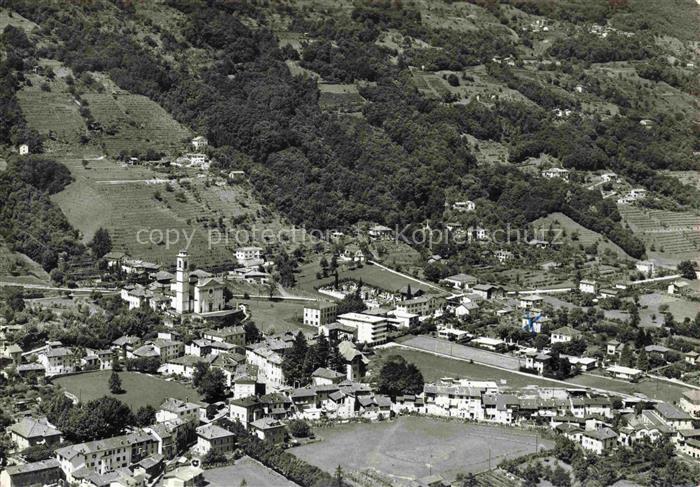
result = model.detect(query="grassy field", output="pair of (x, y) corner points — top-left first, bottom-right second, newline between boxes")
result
(240, 298), (316, 336)
(292, 416), (551, 484)
(568, 373), (690, 403)
(372, 347), (560, 388)
(533, 212), (634, 260)
(204, 457), (299, 486)
(53, 371), (202, 410)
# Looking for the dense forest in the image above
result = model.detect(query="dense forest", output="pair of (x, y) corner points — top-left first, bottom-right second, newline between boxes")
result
(7, 0), (699, 261)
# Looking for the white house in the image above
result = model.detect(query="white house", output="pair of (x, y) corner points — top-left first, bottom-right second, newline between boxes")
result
(194, 424), (235, 456)
(607, 364), (643, 381)
(38, 347), (76, 377)
(541, 167), (570, 180)
(581, 428), (617, 455)
(303, 302), (338, 327)
(234, 246), (263, 264)
(442, 273), (477, 290)
(550, 326), (581, 344)
(191, 136), (208, 150)
(19, 143), (29, 155)
(635, 260), (655, 277)
(680, 390), (700, 418)
(579, 279), (597, 294)
(452, 200), (476, 212)
(156, 398), (200, 424)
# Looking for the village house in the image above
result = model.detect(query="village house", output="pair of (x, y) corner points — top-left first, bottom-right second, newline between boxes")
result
(156, 398), (200, 424)
(452, 200), (476, 212)
(234, 246), (263, 265)
(194, 424), (235, 456)
(55, 430), (158, 482)
(37, 346), (76, 377)
(18, 143), (29, 155)
(162, 466), (204, 487)
(303, 301), (338, 327)
(652, 402), (693, 431)
(203, 326), (246, 347)
(471, 284), (504, 300)
(606, 364), (643, 381)
(524, 352), (551, 376)
(581, 428), (617, 455)
(249, 417), (287, 444)
(680, 389), (700, 417)
(311, 367), (345, 386)
(494, 249), (514, 263)
(676, 430), (700, 459)
(541, 167), (570, 181)
(635, 260), (656, 277)
(159, 354), (214, 379)
(144, 419), (184, 460)
(579, 279), (598, 294)
(518, 294), (544, 309)
(394, 295), (443, 317)
(9, 417), (63, 450)
(245, 344), (285, 388)
(441, 273), (478, 290)
(191, 135), (208, 150)
(0, 459), (62, 487)
(367, 224), (393, 239)
(550, 326), (581, 344)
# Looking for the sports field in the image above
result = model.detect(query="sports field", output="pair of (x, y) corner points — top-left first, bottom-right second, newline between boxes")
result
(291, 416), (551, 484)
(53, 370), (201, 410)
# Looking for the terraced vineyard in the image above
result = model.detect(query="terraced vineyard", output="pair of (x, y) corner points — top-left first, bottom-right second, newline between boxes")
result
(82, 93), (191, 156)
(16, 86), (86, 144)
(618, 205), (700, 262)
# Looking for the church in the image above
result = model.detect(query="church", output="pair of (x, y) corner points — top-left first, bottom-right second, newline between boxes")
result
(172, 250), (226, 315)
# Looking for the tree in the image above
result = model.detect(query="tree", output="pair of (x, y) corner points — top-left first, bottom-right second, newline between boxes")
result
(550, 465), (570, 487)
(287, 419), (311, 438)
(320, 256), (329, 277)
(637, 348), (649, 371)
(282, 332), (309, 386)
(335, 465), (344, 487)
(135, 405), (156, 427)
(176, 421), (197, 452)
(108, 370), (122, 394)
(198, 368), (227, 402)
(377, 355), (424, 398)
(202, 449), (226, 465)
(89, 227), (112, 258)
(66, 396), (135, 441)
(192, 362), (209, 388)
(678, 260), (697, 280)
(455, 473), (477, 487)
(620, 343), (634, 367)
(243, 321), (261, 344)
(111, 353), (122, 372)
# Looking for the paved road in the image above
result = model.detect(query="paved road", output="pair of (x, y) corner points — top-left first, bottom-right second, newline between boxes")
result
(0, 281), (118, 294)
(396, 335), (521, 371)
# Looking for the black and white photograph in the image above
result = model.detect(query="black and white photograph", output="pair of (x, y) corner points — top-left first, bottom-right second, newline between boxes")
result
(0, 0), (699, 485)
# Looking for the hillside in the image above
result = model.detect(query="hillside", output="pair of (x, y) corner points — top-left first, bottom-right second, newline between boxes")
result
(1, 0), (699, 275)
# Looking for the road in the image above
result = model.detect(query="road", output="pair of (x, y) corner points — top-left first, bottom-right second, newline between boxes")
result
(0, 281), (118, 294)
